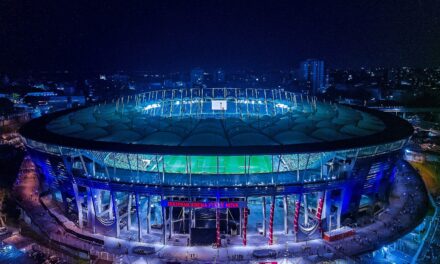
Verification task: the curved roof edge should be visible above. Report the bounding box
[19,104,414,155]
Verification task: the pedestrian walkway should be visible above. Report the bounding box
[14,158,429,263]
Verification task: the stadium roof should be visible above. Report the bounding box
[20,100,413,155]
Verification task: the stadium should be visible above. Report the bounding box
[20,88,415,250]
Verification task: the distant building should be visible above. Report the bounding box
[163,79,174,88]
[300,59,325,95]
[404,149,425,163]
[190,68,204,87]
[213,69,225,83]
[110,74,129,82]
[26,92,57,97]
[24,93,85,111]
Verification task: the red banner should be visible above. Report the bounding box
[162,200,246,208]
[316,193,325,233]
[294,200,300,233]
[268,197,275,245]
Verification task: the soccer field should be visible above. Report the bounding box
[163,155,273,174]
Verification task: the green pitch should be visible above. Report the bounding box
[163,155,272,174]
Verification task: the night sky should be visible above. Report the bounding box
[1,0,440,72]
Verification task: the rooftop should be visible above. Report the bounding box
[20,89,413,154]
[47,102,384,147]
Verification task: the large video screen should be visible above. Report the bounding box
[212,100,227,111]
